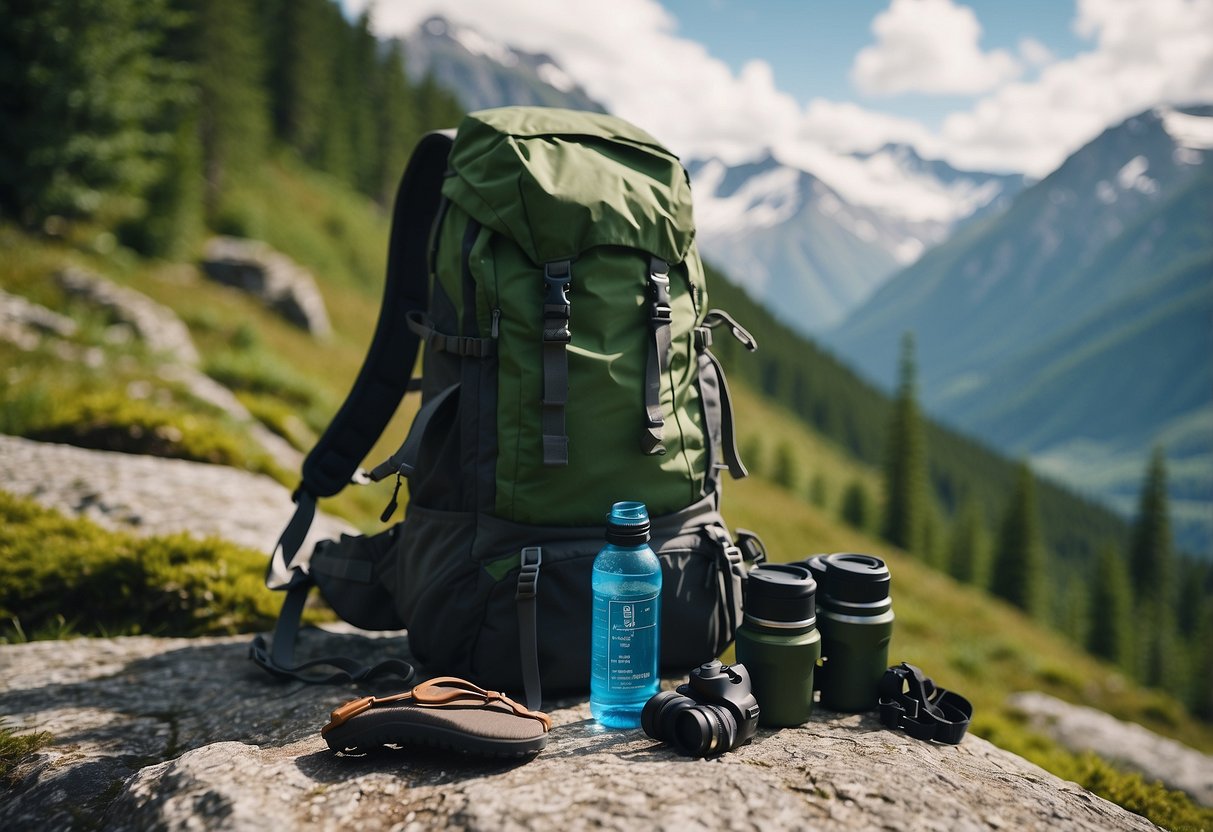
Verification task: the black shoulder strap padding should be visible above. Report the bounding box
[300,130,455,498]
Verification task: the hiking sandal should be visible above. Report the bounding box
[322,676,552,758]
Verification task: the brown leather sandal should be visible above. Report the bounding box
[322,676,552,758]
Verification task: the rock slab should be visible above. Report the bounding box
[201,237,332,338]
[0,632,1158,831]
[1010,690,1213,806]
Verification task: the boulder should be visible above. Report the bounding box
[0,288,78,350]
[201,237,332,338]
[1,631,1157,831]
[1010,690,1213,806]
[55,266,200,365]
[0,434,347,556]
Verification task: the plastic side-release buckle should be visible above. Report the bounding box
[516,546,543,600]
[542,262,572,344]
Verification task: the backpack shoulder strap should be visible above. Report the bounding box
[251,130,454,684]
[302,129,454,499]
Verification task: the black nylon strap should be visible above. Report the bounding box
[541,261,571,466]
[642,258,671,455]
[405,310,497,358]
[367,383,460,482]
[299,130,453,498]
[516,546,543,710]
[877,662,973,744]
[253,131,452,686]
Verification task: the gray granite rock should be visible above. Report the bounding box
[1009,690,1213,806]
[0,288,78,349]
[0,434,348,556]
[201,237,332,338]
[55,266,201,365]
[0,633,1158,832]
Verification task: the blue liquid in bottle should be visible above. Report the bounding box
[591,501,662,728]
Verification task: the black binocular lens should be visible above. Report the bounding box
[673,703,737,757]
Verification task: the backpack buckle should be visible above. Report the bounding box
[516,546,543,600]
[542,262,572,343]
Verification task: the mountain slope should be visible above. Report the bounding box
[400,16,607,114]
[688,149,1026,332]
[826,105,1213,554]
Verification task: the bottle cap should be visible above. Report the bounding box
[821,553,890,604]
[606,501,651,546]
[744,564,816,627]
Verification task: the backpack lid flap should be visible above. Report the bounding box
[443,107,695,265]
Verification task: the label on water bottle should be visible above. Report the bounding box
[606,592,658,691]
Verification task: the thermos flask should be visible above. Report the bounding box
[734,563,821,727]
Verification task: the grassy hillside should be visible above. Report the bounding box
[3,157,1212,829]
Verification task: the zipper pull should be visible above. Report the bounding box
[380,472,404,523]
[491,307,501,338]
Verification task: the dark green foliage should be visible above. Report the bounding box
[170,0,270,216]
[1129,447,1174,606]
[947,496,990,588]
[991,462,1047,619]
[808,473,828,508]
[840,480,871,531]
[771,440,798,491]
[0,0,189,229]
[882,333,928,555]
[1088,545,1132,670]
[0,491,306,639]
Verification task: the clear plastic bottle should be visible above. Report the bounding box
[590,501,662,728]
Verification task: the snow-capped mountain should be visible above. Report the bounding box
[401,16,607,114]
[688,150,1027,332]
[827,104,1213,554]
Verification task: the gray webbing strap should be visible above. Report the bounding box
[703,349,749,479]
[516,546,543,710]
[366,383,460,482]
[642,258,672,455]
[405,310,497,358]
[541,261,572,466]
[265,490,318,591]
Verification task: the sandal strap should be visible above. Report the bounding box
[323,677,551,734]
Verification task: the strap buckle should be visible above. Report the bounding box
[648,260,672,325]
[543,261,572,344]
[516,546,542,600]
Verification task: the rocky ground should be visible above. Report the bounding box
[1,630,1159,832]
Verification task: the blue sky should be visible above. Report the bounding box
[656,0,1083,129]
[351,0,1213,176]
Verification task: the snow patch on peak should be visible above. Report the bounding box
[448,21,518,67]
[1159,108,1213,151]
[693,164,802,236]
[1116,155,1158,194]
[536,62,575,93]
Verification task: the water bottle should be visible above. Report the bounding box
[591,501,662,728]
[734,563,821,727]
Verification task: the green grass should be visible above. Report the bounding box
[0,491,329,641]
[0,722,52,788]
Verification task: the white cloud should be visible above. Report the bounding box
[355,0,1213,182]
[850,0,1021,95]
[934,0,1213,174]
[1018,37,1055,68]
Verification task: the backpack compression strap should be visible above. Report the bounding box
[251,130,454,684]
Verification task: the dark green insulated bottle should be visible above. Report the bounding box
[804,553,894,712]
[734,563,821,727]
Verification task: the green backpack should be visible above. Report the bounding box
[252,107,763,707]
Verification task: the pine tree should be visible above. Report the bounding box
[1087,544,1132,670]
[772,441,798,491]
[0,0,185,228]
[1129,447,1174,607]
[991,461,1047,618]
[840,480,871,531]
[172,0,270,217]
[808,474,828,508]
[947,496,990,588]
[881,333,928,555]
